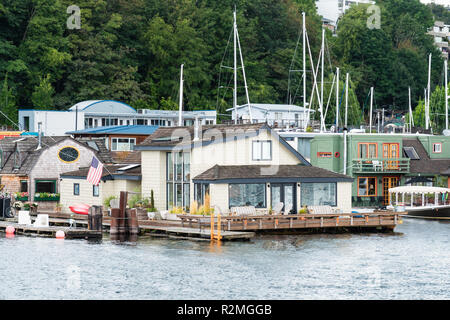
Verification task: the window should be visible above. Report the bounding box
[229,184,266,208]
[35,180,56,193]
[301,183,337,206]
[358,177,377,197]
[358,143,377,159]
[93,185,99,197]
[252,141,272,161]
[403,147,419,160]
[137,119,145,125]
[58,146,80,163]
[166,152,190,209]
[23,116,30,131]
[111,138,136,151]
[85,118,93,128]
[433,143,442,153]
[20,180,28,193]
[194,183,210,204]
[73,183,80,196]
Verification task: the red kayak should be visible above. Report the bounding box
[69,204,91,215]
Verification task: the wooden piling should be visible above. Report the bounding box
[88,205,103,233]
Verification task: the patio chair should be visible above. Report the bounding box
[33,214,49,227]
[272,202,284,215]
[283,203,293,215]
[372,160,382,172]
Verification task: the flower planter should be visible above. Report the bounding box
[15,196,28,201]
[34,197,60,202]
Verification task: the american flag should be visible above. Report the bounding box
[86,157,103,185]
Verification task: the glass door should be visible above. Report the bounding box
[382,177,399,205]
[383,143,399,170]
[271,183,296,214]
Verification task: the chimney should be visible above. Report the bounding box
[193,117,200,141]
[36,122,42,150]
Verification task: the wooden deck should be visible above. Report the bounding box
[0,220,102,239]
[139,225,254,241]
[178,212,401,233]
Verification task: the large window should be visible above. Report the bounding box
[35,180,56,193]
[229,184,266,208]
[301,183,336,206]
[358,143,377,159]
[358,177,377,197]
[194,183,210,204]
[111,138,136,151]
[166,152,190,209]
[252,140,272,161]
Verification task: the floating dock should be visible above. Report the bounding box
[0,220,102,239]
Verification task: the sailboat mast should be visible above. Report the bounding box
[345,73,349,128]
[369,87,373,133]
[445,59,448,131]
[302,12,307,131]
[178,64,184,126]
[336,67,339,131]
[233,9,237,124]
[426,53,432,130]
[320,28,325,132]
[409,86,414,132]
[236,27,252,122]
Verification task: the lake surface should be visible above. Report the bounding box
[1,218,449,300]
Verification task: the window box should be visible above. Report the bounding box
[34,193,60,201]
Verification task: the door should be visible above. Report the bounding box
[383,143,399,170]
[382,177,399,205]
[271,183,296,214]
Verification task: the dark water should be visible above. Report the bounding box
[1,218,449,300]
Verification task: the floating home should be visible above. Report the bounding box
[0,136,113,211]
[278,131,450,207]
[134,123,353,214]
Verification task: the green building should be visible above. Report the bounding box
[279,131,450,207]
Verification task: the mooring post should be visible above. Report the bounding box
[88,205,103,232]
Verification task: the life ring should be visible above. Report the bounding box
[335,151,340,158]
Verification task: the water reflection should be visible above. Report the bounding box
[1,219,449,299]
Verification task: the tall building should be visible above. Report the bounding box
[427,21,450,60]
[338,0,375,16]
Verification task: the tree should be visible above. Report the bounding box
[0,74,17,128]
[32,74,54,109]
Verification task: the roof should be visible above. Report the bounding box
[193,164,353,183]
[0,136,114,175]
[66,125,159,135]
[389,186,450,194]
[226,103,312,113]
[68,100,136,113]
[61,164,141,181]
[135,123,311,165]
[403,139,450,175]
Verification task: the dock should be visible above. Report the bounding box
[0,220,102,239]
[178,212,401,234]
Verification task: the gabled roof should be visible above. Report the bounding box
[0,136,113,175]
[135,123,311,165]
[66,125,159,135]
[193,164,353,183]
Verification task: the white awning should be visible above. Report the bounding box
[388,186,450,194]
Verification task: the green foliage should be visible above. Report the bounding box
[103,195,117,209]
[0,74,17,127]
[0,0,444,123]
[31,74,54,109]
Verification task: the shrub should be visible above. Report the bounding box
[103,195,117,208]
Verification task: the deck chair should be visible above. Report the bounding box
[283,203,293,215]
[272,202,284,215]
[18,211,32,225]
[33,214,49,227]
